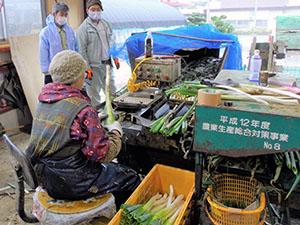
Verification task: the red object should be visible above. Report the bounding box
[114,58,120,69]
[163,75,168,80]
[284,86,300,94]
[268,35,272,42]
[85,69,93,80]
[38,83,111,162]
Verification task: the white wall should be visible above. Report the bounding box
[209,8,300,32]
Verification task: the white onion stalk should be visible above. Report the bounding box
[222,95,299,105]
[216,85,269,105]
[167,185,174,207]
[241,84,300,101]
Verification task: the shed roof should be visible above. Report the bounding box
[101,0,188,30]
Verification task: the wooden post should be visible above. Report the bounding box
[268,36,274,72]
[248,36,257,70]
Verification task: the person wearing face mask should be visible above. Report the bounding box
[77,0,117,107]
[39,2,77,84]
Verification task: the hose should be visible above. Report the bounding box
[127,57,158,92]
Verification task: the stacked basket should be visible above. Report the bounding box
[205,174,266,225]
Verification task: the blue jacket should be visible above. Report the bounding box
[39,14,78,73]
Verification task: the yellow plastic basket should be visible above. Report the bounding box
[108,164,195,225]
[205,174,266,225]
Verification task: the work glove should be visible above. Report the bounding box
[98,112,108,121]
[104,121,123,136]
[85,69,93,80]
[113,58,120,69]
[84,69,93,85]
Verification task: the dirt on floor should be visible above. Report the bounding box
[0,132,106,225]
[2,132,300,225]
[0,132,34,225]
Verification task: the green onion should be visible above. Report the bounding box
[104,65,115,125]
[168,100,198,136]
[285,152,292,170]
[290,152,298,175]
[285,175,300,199]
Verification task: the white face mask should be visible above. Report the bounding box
[57,16,67,26]
[88,11,102,21]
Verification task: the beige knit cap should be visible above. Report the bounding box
[49,50,87,84]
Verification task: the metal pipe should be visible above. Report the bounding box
[254,0,258,35]
[131,31,235,43]
[1,0,7,40]
[206,0,211,23]
[40,0,47,28]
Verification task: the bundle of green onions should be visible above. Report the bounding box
[149,100,197,136]
[166,81,300,105]
[120,185,185,225]
[271,152,300,199]
[283,151,300,199]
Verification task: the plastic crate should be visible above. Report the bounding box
[108,164,195,225]
[205,174,266,225]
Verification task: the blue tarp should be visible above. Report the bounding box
[110,24,242,70]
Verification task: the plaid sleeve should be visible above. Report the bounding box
[70,106,110,162]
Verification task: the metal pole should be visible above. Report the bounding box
[254,0,258,35]
[195,152,204,225]
[1,0,7,40]
[206,0,210,23]
[40,0,47,28]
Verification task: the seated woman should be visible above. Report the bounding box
[26,50,140,203]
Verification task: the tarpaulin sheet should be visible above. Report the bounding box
[110,24,242,70]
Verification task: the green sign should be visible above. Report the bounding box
[193,106,300,157]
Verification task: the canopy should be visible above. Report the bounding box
[110,24,242,70]
[102,0,187,30]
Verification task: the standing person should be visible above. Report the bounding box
[39,2,77,84]
[26,50,140,205]
[77,0,117,107]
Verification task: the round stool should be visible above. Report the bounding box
[32,187,116,225]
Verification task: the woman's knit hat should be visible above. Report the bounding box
[49,50,87,84]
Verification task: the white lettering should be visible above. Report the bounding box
[270,132,279,141]
[226,126,235,134]
[261,121,271,130]
[229,117,238,125]
[220,116,228,124]
[243,128,252,137]
[240,118,250,127]
[261,131,270,139]
[210,124,218,131]
[264,141,272,149]
[274,143,281,150]
[202,123,210,131]
[251,120,260,128]
[252,130,261,138]
[279,134,289,142]
[234,127,243,135]
[218,125,226,133]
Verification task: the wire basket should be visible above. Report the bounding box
[205,174,266,225]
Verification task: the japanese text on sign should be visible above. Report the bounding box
[201,115,289,151]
